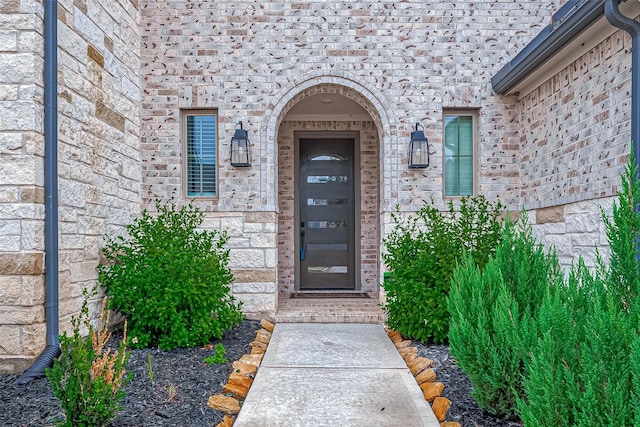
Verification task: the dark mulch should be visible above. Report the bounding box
[0,320,260,427]
[415,342,523,427]
[1,320,518,427]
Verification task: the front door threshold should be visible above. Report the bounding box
[276,293,386,324]
[290,291,370,298]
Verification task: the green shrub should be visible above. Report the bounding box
[450,159,640,425]
[448,217,564,417]
[632,336,640,427]
[98,200,244,350]
[517,286,579,427]
[601,158,640,313]
[517,263,594,427]
[46,290,130,427]
[518,160,640,427]
[203,343,228,365]
[519,274,636,427]
[382,196,503,342]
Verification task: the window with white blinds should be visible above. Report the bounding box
[444,113,475,197]
[185,113,217,197]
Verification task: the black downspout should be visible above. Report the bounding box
[14,0,61,385]
[605,0,640,176]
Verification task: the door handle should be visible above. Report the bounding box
[300,222,305,261]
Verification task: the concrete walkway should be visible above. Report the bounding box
[234,323,440,427]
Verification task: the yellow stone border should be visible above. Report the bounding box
[208,319,275,427]
[386,329,461,427]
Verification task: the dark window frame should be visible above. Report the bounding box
[182,110,218,199]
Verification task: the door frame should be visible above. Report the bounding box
[294,131,362,291]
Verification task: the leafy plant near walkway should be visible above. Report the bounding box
[203,343,228,365]
[46,289,130,427]
[98,200,244,350]
[382,196,504,342]
[449,159,640,425]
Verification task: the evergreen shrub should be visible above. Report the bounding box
[448,217,563,417]
[518,160,640,426]
[98,201,244,350]
[382,196,503,342]
[449,159,640,425]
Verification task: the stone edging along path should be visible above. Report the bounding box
[206,321,460,427]
[207,318,275,427]
[386,329,460,427]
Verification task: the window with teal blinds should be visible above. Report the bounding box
[444,115,474,196]
[186,114,217,197]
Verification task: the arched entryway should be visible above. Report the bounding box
[268,80,389,320]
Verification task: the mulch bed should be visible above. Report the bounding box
[0,320,259,427]
[415,342,523,427]
[1,320,518,427]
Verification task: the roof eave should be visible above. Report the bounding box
[491,0,606,95]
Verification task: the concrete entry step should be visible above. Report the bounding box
[275,296,386,323]
[234,323,440,427]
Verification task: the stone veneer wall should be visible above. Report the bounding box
[517,26,634,269]
[277,120,380,295]
[199,210,277,319]
[0,0,141,373]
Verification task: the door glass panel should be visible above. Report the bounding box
[307,175,348,184]
[308,220,347,229]
[307,243,348,251]
[310,155,345,161]
[307,266,348,274]
[307,198,348,206]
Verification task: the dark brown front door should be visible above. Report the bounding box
[298,138,356,290]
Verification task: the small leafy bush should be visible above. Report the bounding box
[382,196,503,342]
[448,217,564,417]
[98,200,244,350]
[203,343,228,365]
[46,290,130,427]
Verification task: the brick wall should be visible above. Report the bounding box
[517,25,634,269]
[140,0,556,208]
[0,0,141,373]
[518,29,630,210]
[139,0,555,303]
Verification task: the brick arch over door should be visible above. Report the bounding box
[259,71,398,210]
[266,79,390,295]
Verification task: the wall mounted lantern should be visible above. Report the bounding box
[230,121,251,167]
[408,122,429,168]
